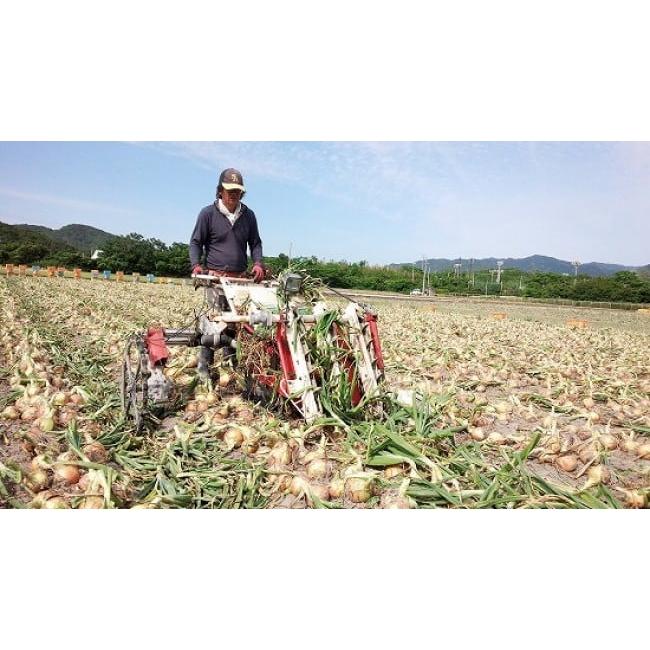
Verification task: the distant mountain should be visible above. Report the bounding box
[13,223,117,253]
[390,254,644,278]
[0,221,75,253]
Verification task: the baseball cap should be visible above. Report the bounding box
[219,168,246,192]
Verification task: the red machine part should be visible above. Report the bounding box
[363,312,385,371]
[145,327,170,365]
[275,320,296,398]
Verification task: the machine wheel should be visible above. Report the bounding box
[120,335,150,432]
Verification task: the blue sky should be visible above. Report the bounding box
[0,141,648,266]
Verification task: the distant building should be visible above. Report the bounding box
[91,249,104,260]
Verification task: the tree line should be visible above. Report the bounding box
[2,232,649,304]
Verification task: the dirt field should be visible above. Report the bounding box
[1,275,649,508]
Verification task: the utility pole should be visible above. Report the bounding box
[496,260,503,285]
[288,242,293,266]
[422,255,426,294]
[572,260,580,286]
[469,258,475,287]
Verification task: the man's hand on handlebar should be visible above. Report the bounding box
[192,264,204,276]
[252,263,265,283]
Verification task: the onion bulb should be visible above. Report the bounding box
[38,411,55,432]
[274,474,292,492]
[307,484,330,503]
[78,472,90,491]
[218,371,231,388]
[83,441,108,463]
[289,475,309,497]
[469,427,485,441]
[306,458,331,480]
[556,455,578,472]
[624,490,646,508]
[68,392,85,406]
[583,465,610,489]
[31,455,51,471]
[79,496,105,509]
[637,443,650,460]
[44,496,70,509]
[345,476,374,503]
[30,490,54,508]
[54,463,81,485]
[384,465,405,479]
[51,391,68,407]
[328,477,345,499]
[20,406,38,421]
[494,401,511,414]
[56,408,76,427]
[26,468,51,492]
[301,448,324,465]
[267,441,292,468]
[598,434,618,451]
[622,439,638,454]
[578,447,596,464]
[1,405,19,420]
[380,494,414,509]
[224,426,244,450]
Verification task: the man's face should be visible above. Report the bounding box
[221,188,242,213]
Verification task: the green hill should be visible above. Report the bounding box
[14,223,117,253]
[1,221,74,254]
[391,254,641,278]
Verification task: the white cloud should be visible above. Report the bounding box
[0,186,141,216]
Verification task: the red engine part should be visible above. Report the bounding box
[145,327,170,365]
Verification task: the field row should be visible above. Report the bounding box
[1,276,649,508]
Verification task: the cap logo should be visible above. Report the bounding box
[231,174,238,181]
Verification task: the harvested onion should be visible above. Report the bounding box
[328,477,345,499]
[345,476,374,503]
[54,463,81,485]
[267,441,292,468]
[83,441,108,463]
[583,465,610,489]
[224,426,244,450]
[26,468,51,492]
[306,459,331,480]
[556,455,578,472]
[1,406,19,420]
[637,444,650,460]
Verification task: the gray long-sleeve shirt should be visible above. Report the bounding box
[189,202,263,272]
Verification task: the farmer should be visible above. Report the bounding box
[189,167,265,379]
